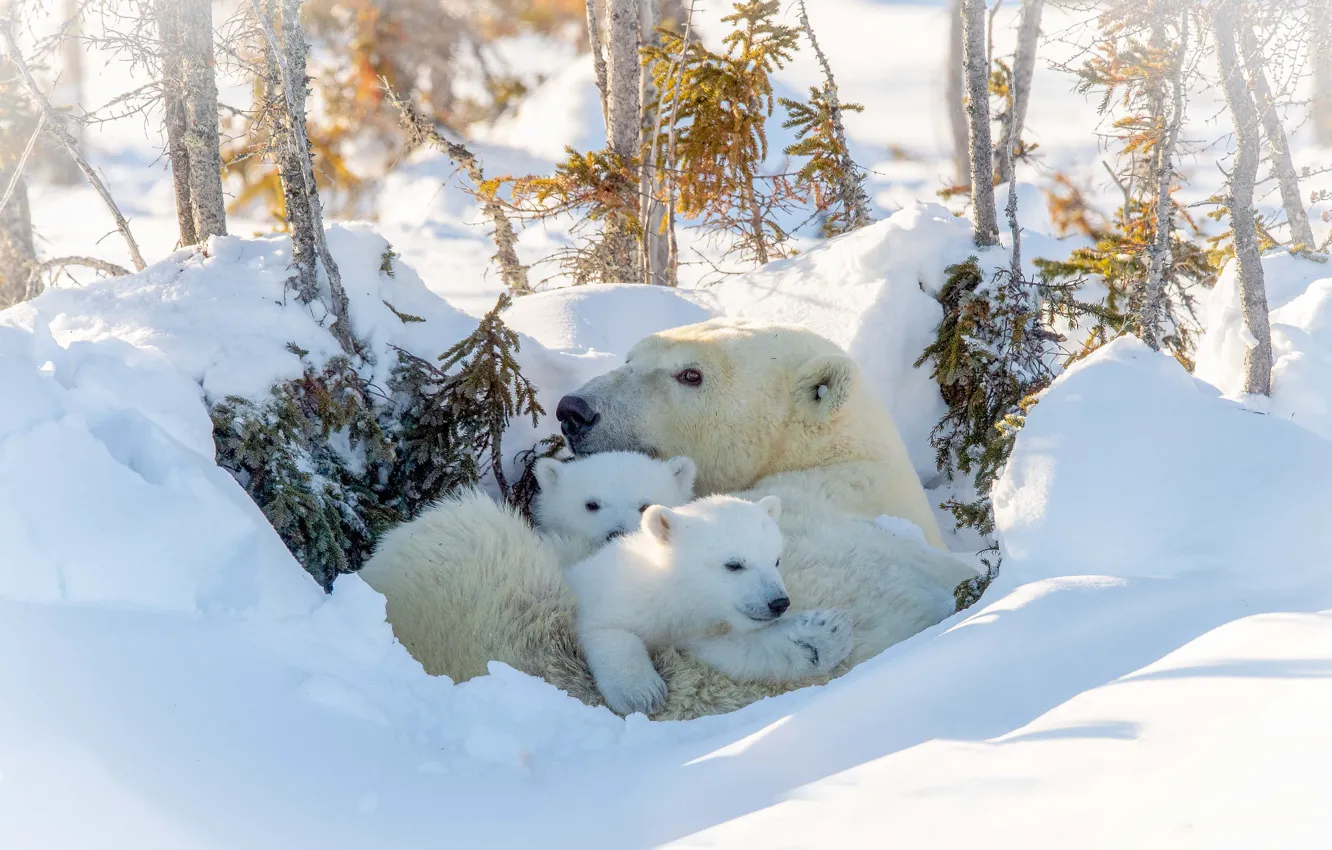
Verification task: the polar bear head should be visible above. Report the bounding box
[554,320,875,495]
[641,493,789,632]
[532,451,697,544]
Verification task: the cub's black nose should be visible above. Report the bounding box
[768,596,791,616]
[556,394,600,439]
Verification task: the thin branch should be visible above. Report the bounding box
[0,110,43,218]
[2,16,146,272]
[26,255,131,300]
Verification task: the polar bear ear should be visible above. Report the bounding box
[665,456,697,497]
[642,505,677,543]
[757,495,782,522]
[534,457,562,491]
[794,354,857,422]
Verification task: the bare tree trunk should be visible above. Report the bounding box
[1240,26,1316,250]
[179,0,228,240]
[1140,10,1187,352]
[602,0,641,282]
[638,0,669,284]
[946,0,969,185]
[996,0,1043,185]
[3,19,146,272]
[0,174,35,308]
[155,0,198,247]
[1214,0,1272,396]
[1315,0,1332,143]
[604,0,641,157]
[962,0,999,246]
[251,0,358,356]
[797,0,870,232]
[48,0,84,186]
[585,0,609,126]
[267,0,318,302]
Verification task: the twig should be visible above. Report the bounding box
[26,255,131,300]
[585,0,609,126]
[385,83,531,295]
[0,110,43,218]
[2,16,146,272]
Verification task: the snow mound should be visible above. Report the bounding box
[706,203,988,477]
[1194,251,1332,441]
[503,283,717,355]
[0,225,478,405]
[995,335,1332,585]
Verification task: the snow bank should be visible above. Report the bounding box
[706,203,989,478]
[995,335,1332,584]
[1194,251,1332,442]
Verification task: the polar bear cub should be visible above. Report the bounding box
[532,451,696,547]
[565,494,854,716]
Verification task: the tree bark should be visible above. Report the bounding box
[946,0,969,186]
[996,0,1043,185]
[1240,26,1316,250]
[179,0,228,240]
[267,0,318,302]
[601,0,641,281]
[1214,0,1272,396]
[251,0,357,357]
[962,0,999,246]
[0,174,35,308]
[604,0,641,158]
[585,0,609,126]
[1140,10,1187,352]
[638,0,669,284]
[155,0,198,247]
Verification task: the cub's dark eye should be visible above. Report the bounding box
[639,504,650,513]
[675,368,703,387]
[775,557,781,569]
[585,500,601,512]
[724,560,745,572]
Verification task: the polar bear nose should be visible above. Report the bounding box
[556,394,601,438]
[768,596,790,616]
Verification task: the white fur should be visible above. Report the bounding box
[566,495,852,715]
[361,322,981,720]
[531,451,696,549]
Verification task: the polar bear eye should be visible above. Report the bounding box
[675,368,703,387]
[585,500,601,512]
[724,560,745,572]
[639,504,650,513]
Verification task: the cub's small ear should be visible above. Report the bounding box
[757,495,782,523]
[534,457,561,490]
[794,353,857,421]
[665,456,697,497]
[642,505,677,543]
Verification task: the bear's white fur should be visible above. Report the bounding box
[567,494,853,715]
[360,320,980,720]
[531,451,696,552]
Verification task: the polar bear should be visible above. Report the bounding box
[567,494,852,715]
[531,451,696,551]
[360,320,979,720]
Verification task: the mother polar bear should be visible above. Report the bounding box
[359,319,979,719]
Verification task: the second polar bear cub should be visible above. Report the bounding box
[532,451,696,547]
[566,494,854,716]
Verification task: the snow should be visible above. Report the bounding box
[1195,251,1332,441]
[9,0,1332,844]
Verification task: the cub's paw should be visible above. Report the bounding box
[785,609,853,673]
[597,668,668,717]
